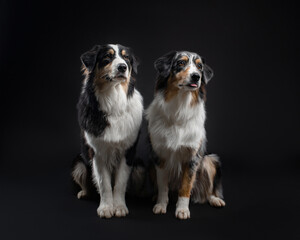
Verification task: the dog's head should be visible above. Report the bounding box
[154,51,213,101]
[81,44,138,93]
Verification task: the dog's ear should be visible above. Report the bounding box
[154,51,177,78]
[131,53,139,74]
[203,63,214,84]
[81,45,102,73]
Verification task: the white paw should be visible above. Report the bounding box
[77,190,87,199]
[175,207,190,220]
[153,203,167,214]
[97,204,114,218]
[209,196,226,207]
[114,204,129,217]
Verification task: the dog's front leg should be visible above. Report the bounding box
[176,161,197,220]
[153,165,169,214]
[113,157,131,217]
[93,155,114,218]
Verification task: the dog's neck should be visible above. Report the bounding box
[95,83,128,116]
[158,90,205,124]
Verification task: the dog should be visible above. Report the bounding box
[145,51,225,220]
[71,44,144,218]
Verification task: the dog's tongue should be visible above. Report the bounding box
[190,83,197,87]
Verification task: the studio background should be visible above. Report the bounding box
[0,1,299,239]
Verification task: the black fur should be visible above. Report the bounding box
[189,156,200,172]
[154,51,177,92]
[212,157,223,196]
[199,81,206,100]
[81,45,102,72]
[80,132,93,165]
[127,76,136,98]
[202,58,214,84]
[77,71,109,138]
[154,51,177,78]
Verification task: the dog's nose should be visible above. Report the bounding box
[117,63,127,73]
[191,73,200,82]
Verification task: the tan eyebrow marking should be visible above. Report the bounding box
[108,49,115,55]
[121,49,127,56]
[195,58,202,64]
[180,56,189,62]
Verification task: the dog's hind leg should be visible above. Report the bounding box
[191,154,226,207]
[72,155,89,199]
[206,155,226,207]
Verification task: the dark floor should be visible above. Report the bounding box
[1,156,299,240]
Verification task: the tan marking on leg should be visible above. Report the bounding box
[178,163,196,198]
[202,156,216,183]
[197,155,217,200]
[200,156,226,207]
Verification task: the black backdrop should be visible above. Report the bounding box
[0,1,299,239]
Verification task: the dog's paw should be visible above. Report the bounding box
[114,204,129,217]
[153,203,167,214]
[77,190,87,199]
[209,196,226,207]
[97,204,114,218]
[175,207,190,220]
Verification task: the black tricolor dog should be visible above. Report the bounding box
[72,44,144,218]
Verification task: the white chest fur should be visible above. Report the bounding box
[146,91,206,154]
[85,85,143,161]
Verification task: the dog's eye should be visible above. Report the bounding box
[177,60,186,66]
[123,55,129,60]
[197,63,203,70]
[104,53,113,58]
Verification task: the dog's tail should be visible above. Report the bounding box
[71,154,95,199]
[191,154,226,207]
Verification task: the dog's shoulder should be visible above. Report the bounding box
[77,77,109,138]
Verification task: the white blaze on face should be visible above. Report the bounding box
[109,44,129,79]
[188,53,200,76]
[178,52,202,89]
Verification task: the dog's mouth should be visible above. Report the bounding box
[114,74,127,80]
[179,83,199,89]
[104,74,127,82]
[187,83,198,88]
